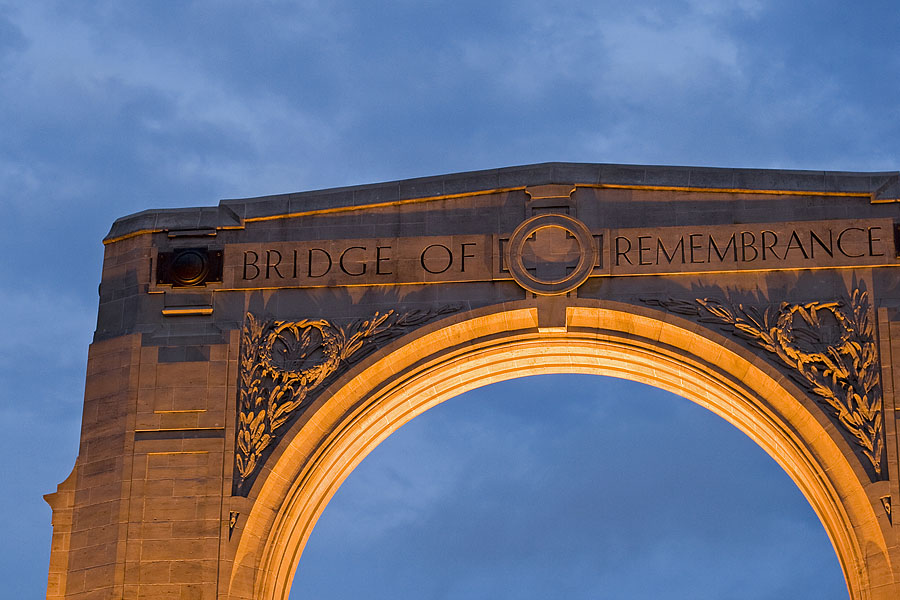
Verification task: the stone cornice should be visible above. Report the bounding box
[104,162,900,243]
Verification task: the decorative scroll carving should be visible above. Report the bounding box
[234,305,461,495]
[644,287,885,479]
[881,496,892,523]
[228,511,239,539]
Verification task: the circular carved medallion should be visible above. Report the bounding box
[170,249,210,286]
[506,213,595,295]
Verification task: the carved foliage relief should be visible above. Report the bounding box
[234,306,460,496]
[646,287,885,479]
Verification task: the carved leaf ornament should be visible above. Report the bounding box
[235,306,460,494]
[646,288,884,478]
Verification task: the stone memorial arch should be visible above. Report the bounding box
[45,163,900,599]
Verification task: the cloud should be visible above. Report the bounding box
[0,2,356,212]
[0,8,27,59]
[0,288,93,414]
[597,18,742,97]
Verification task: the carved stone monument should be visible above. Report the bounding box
[45,163,900,599]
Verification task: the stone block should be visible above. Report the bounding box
[52,162,900,599]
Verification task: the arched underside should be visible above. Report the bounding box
[228,301,891,600]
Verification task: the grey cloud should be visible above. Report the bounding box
[0,8,27,59]
[0,289,93,414]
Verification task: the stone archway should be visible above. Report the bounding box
[229,301,886,600]
[46,163,900,599]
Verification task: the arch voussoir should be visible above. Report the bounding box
[233,301,892,600]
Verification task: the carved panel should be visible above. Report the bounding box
[233,305,461,496]
[644,287,885,480]
[228,511,239,539]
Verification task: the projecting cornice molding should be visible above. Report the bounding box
[104,162,900,243]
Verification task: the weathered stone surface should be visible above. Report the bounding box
[51,162,900,599]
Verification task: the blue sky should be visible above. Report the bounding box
[300,376,845,599]
[2,1,898,597]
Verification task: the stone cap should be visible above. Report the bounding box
[104,162,900,242]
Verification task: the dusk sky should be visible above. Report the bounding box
[2,1,899,598]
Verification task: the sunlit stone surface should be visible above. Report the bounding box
[46,163,900,599]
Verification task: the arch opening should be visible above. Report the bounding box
[229,302,887,600]
[291,374,848,599]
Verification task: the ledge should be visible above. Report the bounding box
[104,162,900,243]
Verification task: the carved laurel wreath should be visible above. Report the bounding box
[235,306,460,494]
[645,287,884,478]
